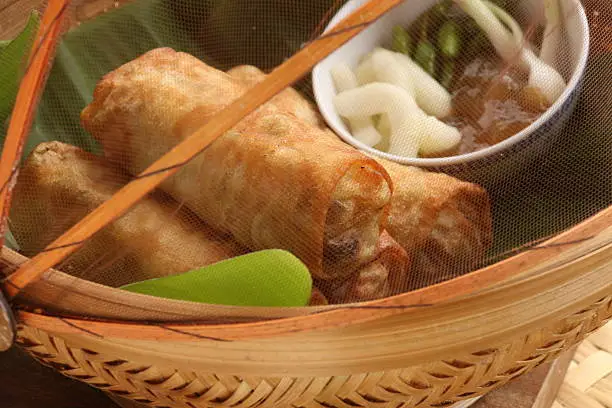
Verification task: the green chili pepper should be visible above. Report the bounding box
[439,59,455,89]
[432,0,453,17]
[392,25,413,55]
[419,13,430,40]
[414,41,437,76]
[437,20,461,59]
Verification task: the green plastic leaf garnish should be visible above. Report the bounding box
[121,250,313,307]
[0,11,40,123]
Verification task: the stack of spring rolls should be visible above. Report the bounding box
[10,48,492,305]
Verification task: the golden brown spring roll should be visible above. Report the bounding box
[308,286,329,306]
[81,48,392,281]
[9,141,249,288]
[318,231,410,304]
[226,65,327,129]
[228,66,493,286]
[376,159,492,286]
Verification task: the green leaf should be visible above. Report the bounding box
[121,250,313,307]
[0,11,40,123]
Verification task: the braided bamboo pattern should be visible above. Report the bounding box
[14,296,612,408]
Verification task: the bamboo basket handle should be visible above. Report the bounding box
[1,0,406,298]
[0,0,70,252]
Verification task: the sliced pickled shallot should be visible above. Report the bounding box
[330,63,382,146]
[355,47,453,118]
[457,0,566,104]
[333,82,461,157]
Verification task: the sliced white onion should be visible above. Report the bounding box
[540,0,562,67]
[355,54,378,85]
[334,82,460,158]
[369,48,416,96]
[458,0,566,104]
[418,116,462,155]
[391,50,454,118]
[330,63,382,146]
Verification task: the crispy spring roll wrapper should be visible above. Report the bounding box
[308,286,329,306]
[226,65,326,129]
[375,159,492,286]
[318,231,410,304]
[228,66,493,285]
[81,48,393,281]
[9,141,249,288]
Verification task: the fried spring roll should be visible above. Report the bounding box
[376,159,492,286]
[308,286,329,306]
[9,141,249,288]
[228,65,493,285]
[228,70,415,296]
[81,48,393,281]
[226,65,326,129]
[318,231,410,304]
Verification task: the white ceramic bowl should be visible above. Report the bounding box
[312,0,590,186]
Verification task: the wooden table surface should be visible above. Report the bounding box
[0,345,557,408]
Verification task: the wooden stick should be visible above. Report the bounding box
[0,0,70,250]
[2,0,405,298]
[532,347,577,408]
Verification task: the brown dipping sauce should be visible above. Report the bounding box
[424,57,550,158]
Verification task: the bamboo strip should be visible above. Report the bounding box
[13,288,612,406]
[532,348,576,408]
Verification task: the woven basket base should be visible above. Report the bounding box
[107,394,482,408]
[101,324,612,408]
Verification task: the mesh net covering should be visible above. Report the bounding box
[0,0,610,322]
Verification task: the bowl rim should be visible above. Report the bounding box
[311,0,591,168]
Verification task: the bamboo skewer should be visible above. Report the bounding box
[1,0,406,298]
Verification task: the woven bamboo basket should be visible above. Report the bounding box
[0,1,611,408]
